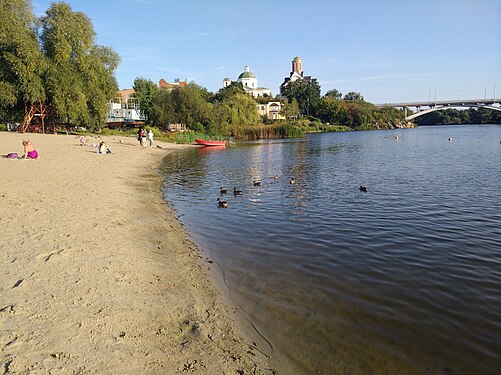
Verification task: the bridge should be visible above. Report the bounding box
[375,98,501,120]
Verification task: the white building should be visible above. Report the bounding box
[257,102,285,120]
[223,65,272,98]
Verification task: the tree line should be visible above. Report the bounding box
[414,107,501,126]
[1,0,410,138]
[0,0,119,129]
[132,76,410,139]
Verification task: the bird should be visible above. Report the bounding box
[273,175,279,180]
[253,180,262,186]
[217,198,228,208]
[290,178,295,185]
[359,185,368,192]
[448,137,453,141]
[394,136,399,140]
[220,187,228,194]
[233,187,243,195]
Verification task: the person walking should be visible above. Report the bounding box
[137,128,146,147]
[148,129,154,147]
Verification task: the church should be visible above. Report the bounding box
[223,65,272,98]
[279,56,317,97]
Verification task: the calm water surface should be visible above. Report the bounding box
[159,125,501,374]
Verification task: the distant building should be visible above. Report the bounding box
[105,91,146,127]
[223,65,272,98]
[279,56,317,97]
[119,88,135,102]
[159,78,188,90]
[257,102,285,120]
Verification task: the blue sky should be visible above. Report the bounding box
[33,0,500,103]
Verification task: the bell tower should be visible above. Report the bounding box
[292,56,303,74]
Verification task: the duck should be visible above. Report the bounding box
[448,137,453,141]
[290,178,295,185]
[253,180,262,187]
[217,198,228,208]
[220,187,228,194]
[233,187,243,195]
[273,175,279,180]
[359,185,368,192]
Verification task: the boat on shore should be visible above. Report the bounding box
[195,139,226,147]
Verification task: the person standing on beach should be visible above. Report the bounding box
[148,129,154,147]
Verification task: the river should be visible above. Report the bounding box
[159,124,501,374]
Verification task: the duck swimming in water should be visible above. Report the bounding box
[253,180,262,186]
[217,198,228,208]
[274,175,279,180]
[220,187,228,194]
[290,178,295,184]
[233,187,243,195]
[359,185,368,192]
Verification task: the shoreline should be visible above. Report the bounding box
[0,132,268,374]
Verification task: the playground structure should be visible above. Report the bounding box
[21,102,55,133]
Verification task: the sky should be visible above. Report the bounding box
[33,0,501,103]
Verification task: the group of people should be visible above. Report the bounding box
[9,127,154,160]
[137,128,154,147]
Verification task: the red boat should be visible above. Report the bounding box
[195,139,226,147]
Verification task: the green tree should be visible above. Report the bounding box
[209,92,261,135]
[133,77,158,123]
[282,79,321,116]
[0,0,46,120]
[213,81,245,102]
[324,89,342,100]
[40,2,119,128]
[316,96,341,124]
[343,91,364,101]
[152,83,212,130]
[281,98,300,120]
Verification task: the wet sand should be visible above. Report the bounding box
[0,132,269,374]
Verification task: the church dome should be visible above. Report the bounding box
[238,71,256,79]
[238,65,256,79]
[293,56,302,62]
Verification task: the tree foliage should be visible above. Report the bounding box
[0,0,119,129]
[414,107,501,125]
[343,91,364,101]
[40,2,119,128]
[151,82,213,131]
[282,79,321,115]
[133,77,158,123]
[0,0,46,120]
[325,89,342,100]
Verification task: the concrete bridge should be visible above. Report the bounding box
[375,99,501,120]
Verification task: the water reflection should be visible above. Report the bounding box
[160,125,501,375]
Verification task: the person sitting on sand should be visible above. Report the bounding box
[22,140,38,159]
[98,140,112,154]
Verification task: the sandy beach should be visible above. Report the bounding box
[0,132,268,374]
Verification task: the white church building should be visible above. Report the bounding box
[223,65,272,98]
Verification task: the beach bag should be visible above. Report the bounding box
[7,153,18,159]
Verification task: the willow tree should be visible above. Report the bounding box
[40,2,119,129]
[0,0,45,121]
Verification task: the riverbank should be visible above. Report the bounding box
[0,132,268,374]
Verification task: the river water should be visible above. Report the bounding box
[159,124,501,374]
